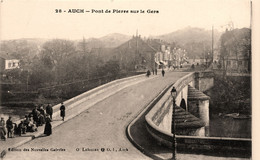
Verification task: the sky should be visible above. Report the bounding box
[0,0,251,40]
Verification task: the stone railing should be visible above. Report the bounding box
[145,72,196,147]
[14,74,146,125]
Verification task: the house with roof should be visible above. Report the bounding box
[223,50,251,74]
[109,35,157,71]
[146,39,173,69]
[0,54,20,72]
[219,28,251,75]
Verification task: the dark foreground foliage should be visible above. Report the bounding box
[205,75,251,115]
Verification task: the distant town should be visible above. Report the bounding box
[0,26,251,105]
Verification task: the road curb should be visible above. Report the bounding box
[126,84,173,160]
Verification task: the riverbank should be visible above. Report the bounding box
[206,75,251,138]
[206,75,251,114]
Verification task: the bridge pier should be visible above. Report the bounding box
[188,85,210,136]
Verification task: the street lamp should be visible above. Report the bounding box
[171,87,177,160]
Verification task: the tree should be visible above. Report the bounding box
[39,39,76,83]
[219,28,251,77]
[183,41,211,60]
[104,60,120,76]
[0,40,39,61]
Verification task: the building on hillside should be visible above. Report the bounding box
[110,35,157,71]
[189,56,205,65]
[171,48,189,68]
[147,39,173,69]
[0,54,20,72]
[146,39,190,69]
[218,28,251,75]
[223,50,251,74]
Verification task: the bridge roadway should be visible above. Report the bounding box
[4,72,188,160]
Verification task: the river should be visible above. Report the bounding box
[0,105,33,122]
[209,113,251,138]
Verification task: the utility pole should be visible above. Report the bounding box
[135,29,139,69]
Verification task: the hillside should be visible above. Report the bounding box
[99,33,131,48]
[155,27,221,46]
[75,33,131,50]
[151,27,223,59]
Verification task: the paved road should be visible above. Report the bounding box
[4,72,188,160]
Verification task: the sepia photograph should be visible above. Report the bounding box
[0,0,256,159]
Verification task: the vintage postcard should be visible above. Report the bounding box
[0,0,256,159]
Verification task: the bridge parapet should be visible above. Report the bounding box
[145,72,205,139]
[14,74,146,125]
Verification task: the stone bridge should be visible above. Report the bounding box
[145,71,251,157]
[2,71,251,160]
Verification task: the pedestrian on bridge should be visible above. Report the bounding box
[44,115,52,136]
[6,116,14,138]
[46,103,53,120]
[162,69,165,77]
[0,117,6,141]
[146,70,151,77]
[32,106,40,124]
[17,121,26,136]
[60,102,66,121]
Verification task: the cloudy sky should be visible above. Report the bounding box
[0,0,251,40]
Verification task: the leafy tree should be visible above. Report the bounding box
[104,60,120,76]
[0,40,39,62]
[183,41,211,59]
[28,57,55,86]
[39,39,76,83]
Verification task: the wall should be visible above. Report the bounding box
[176,135,251,157]
[146,122,251,158]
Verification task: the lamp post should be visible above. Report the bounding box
[171,87,177,160]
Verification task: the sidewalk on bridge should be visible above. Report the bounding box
[126,99,250,160]
[0,96,96,153]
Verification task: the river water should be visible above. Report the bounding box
[0,106,33,122]
[209,113,251,138]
